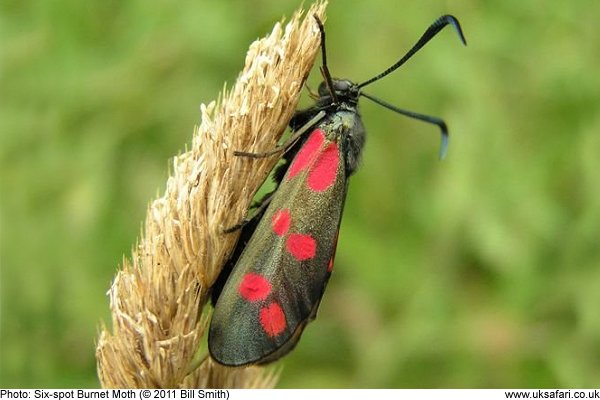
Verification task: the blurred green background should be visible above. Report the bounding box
[2,0,600,388]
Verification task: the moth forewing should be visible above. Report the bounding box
[209,115,357,366]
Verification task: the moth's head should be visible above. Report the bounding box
[318,79,359,104]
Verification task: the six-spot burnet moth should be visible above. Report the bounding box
[209,14,467,366]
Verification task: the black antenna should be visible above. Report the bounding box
[313,15,338,103]
[361,92,449,159]
[358,15,466,89]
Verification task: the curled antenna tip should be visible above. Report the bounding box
[437,120,449,160]
[439,132,449,160]
[441,14,467,46]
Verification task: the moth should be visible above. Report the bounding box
[209,14,466,366]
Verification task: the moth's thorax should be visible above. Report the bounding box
[320,107,365,175]
[320,108,359,138]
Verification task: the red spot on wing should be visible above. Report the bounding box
[327,258,334,272]
[271,209,291,236]
[308,143,340,192]
[260,302,287,337]
[238,273,271,302]
[286,233,317,261]
[287,129,325,180]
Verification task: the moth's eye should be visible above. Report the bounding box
[317,81,329,97]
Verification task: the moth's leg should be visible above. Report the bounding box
[233,111,326,159]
